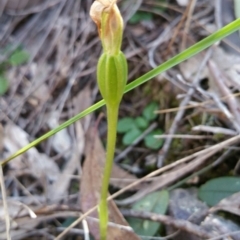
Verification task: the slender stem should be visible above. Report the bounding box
[99,103,119,240]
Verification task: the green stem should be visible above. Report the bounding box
[99,103,119,240]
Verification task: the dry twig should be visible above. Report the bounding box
[120,209,215,238]
[157,48,213,167]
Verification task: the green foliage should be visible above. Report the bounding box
[0,76,9,95]
[144,129,163,150]
[198,177,240,206]
[117,117,135,133]
[127,190,169,236]
[61,217,77,227]
[135,116,148,129]
[129,12,153,24]
[143,102,158,121]
[123,127,142,145]
[9,49,29,66]
[129,0,168,24]
[0,48,29,96]
[117,102,163,149]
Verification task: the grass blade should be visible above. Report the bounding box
[125,18,240,93]
[2,100,105,165]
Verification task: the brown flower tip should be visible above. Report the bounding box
[90,0,123,55]
[90,0,117,35]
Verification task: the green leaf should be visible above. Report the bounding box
[135,116,148,129]
[0,63,8,75]
[117,117,135,133]
[144,129,163,150]
[143,102,158,121]
[0,75,9,95]
[198,177,240,206]
[61,217,77,227]
[123,127,142,145]
[127,190,169,236]
[129,12,153,24]
[9,49,29,66]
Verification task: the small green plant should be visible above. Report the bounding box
[129,0,167,24]
[198,177,240,206]
[127,190,169,237]
[0,47,29,95]
[129,11,153,24]
[117,102,164,149]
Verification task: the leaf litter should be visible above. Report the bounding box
[0,0,240,239]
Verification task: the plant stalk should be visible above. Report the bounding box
[99,103,119,240]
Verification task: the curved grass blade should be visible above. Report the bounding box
[124,18,240,93]
[2,18,240,165]
[1,100,105,165]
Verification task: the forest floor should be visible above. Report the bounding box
[1,0,240,239]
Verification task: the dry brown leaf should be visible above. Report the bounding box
[80,127,140,240]
[179,52,208,81]
[28,62,51,103]
[0,200,37,239]
[47,112,72,160]
[111,163,141,190]
[46,86,91,202]
[73,85,93,131]
[3,124,60,193]
[47,150,80,202]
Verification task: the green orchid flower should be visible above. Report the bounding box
[90,1,128,239]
